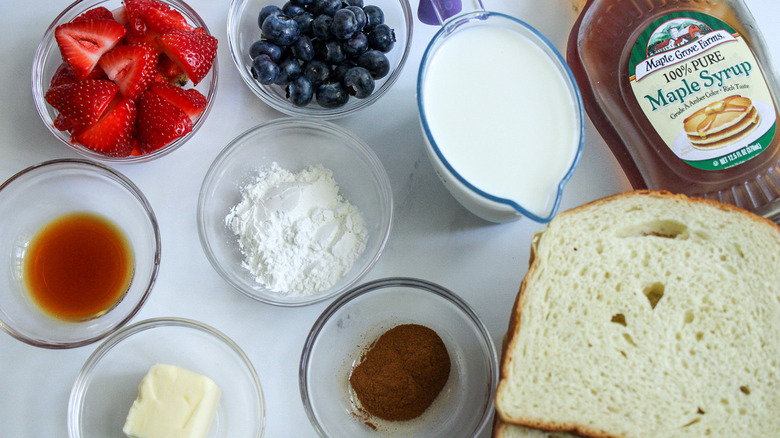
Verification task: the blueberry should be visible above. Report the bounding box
[342,66,374,98]
[282,1,305,17]
[261,14,301,46]
[286,76,314,106]
[258,5,284,28]
[332,61,356,82]
[316,40,346,64]
[303,60,331,86]
[262,14,302,46]
[316,82,349,108]
[362,5,384,31]
[342,31,368,57]
[249,40,283,63]
[292,11,315,34]
[311,14,333,39]
[345,5,366,30]
[357,49,389,79]
[313,0,341,16]
[290,0,314,6]
[291,34,315,62]
[367,23,395,52]
[251,54,280,85]
[275,57,302,85]
[330,8,358,40]
[343,0,363,6]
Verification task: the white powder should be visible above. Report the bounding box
[225,162,369,296]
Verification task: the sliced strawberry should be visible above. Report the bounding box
[141,4,192,34]
[182,89,208,117]
[72,97,136,156]
[45,79,119,128]
[55,19,126,80]
[73,6,115,23]
[50,63,79,87]
[112,6,128,25]
[124,0,156,33]
[98,44,157,100]
[129,139,143,156]
[50,63,106,87]
[154,54,187,85]
[146,82,206,121]
[53,113,74,132]
[136,90,192,152]
[158,29,217,85]
[124,26,159,47]
[123,0,159,46]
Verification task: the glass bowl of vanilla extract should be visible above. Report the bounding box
[0,159,160,348]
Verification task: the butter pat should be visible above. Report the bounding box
[123,364,221,438]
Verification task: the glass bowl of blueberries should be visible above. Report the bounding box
[227,0,413,118]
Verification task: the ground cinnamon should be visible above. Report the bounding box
[349,323,451,422]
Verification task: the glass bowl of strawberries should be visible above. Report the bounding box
[32,0,219,163]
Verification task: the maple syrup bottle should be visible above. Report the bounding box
[567,0,780,222]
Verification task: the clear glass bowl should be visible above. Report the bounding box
[197,118,393,306]
[227,0,413,119]
[31,0,218,163]
[68,317,265,438]
[0,159,160,348]
[300,277,498,437]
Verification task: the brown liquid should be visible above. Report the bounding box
[24,212,134,322]
[567,0,780,216]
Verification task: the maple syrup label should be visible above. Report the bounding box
[629,12,777,171]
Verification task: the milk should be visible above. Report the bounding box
[421,24,579,218]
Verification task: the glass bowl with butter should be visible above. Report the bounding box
[68,317,265,438]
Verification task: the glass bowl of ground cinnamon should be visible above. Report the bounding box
[299,277,498,437]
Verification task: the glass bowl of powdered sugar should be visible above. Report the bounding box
[197,118,393,306]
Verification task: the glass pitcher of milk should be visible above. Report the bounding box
[416,1,584,223]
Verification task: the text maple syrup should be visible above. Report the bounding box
[24,212,134,322]
[567,0,780,221]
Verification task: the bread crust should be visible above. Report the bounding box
[495,190,780,438]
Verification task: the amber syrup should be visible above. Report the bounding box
[24,212,134,322]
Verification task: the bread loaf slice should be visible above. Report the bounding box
[494,418,578,438]
[495,191,780,438]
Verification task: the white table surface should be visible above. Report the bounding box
[1,0,777,436]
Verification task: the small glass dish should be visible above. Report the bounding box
[31,0,218,163]
[68,317,265,438]
[227,0,413,119]
[0,159,160,348]
[197,118,393,306]
[300,277,498,437]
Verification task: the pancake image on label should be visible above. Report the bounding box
[683,95,760,149]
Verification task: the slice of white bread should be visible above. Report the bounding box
[495,190,780,437]
[494,418,578,438]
